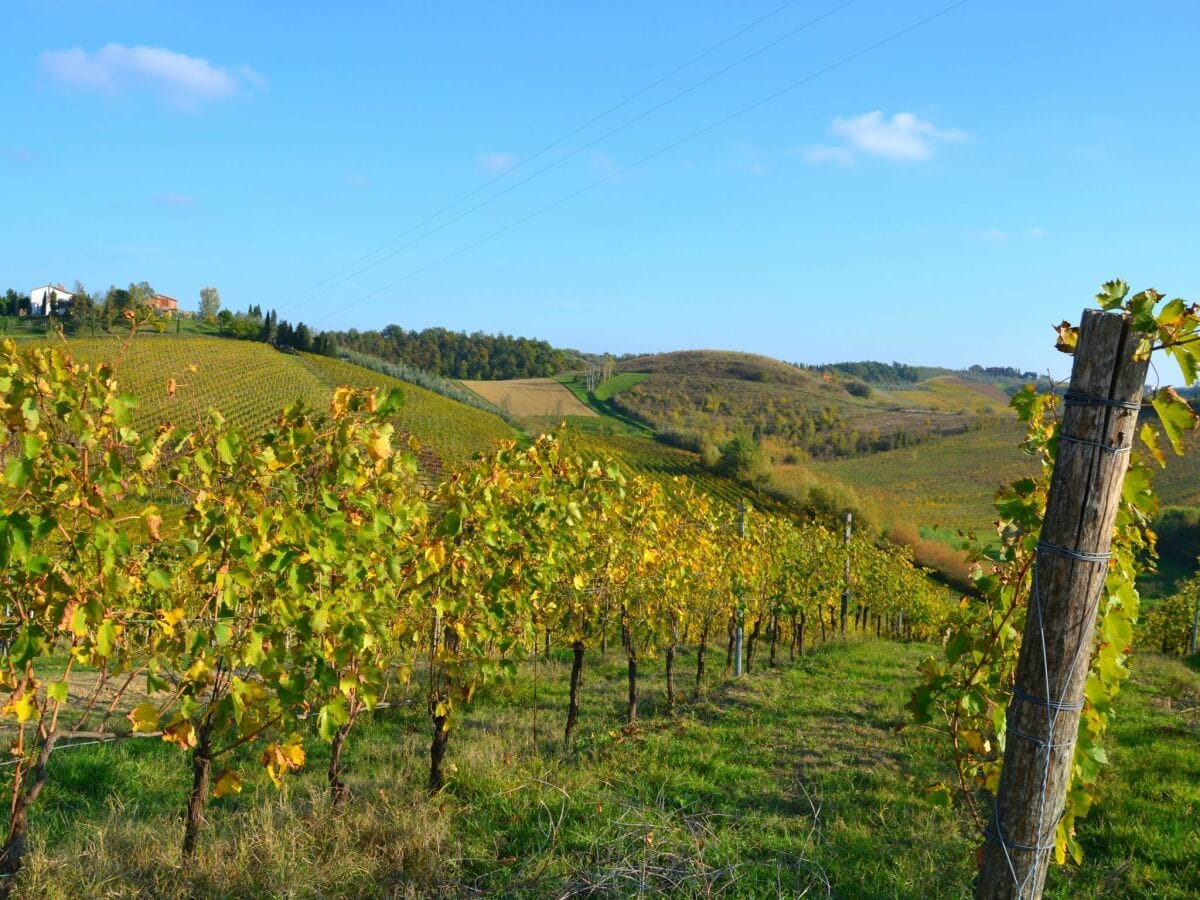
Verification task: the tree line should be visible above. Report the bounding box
[332,325,589,380]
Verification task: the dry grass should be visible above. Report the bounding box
[462,379,596,418]
[884,522,975,590]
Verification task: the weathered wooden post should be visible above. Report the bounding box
[840,512,851,636]
[977,310,1148,899]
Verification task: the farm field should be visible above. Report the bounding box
[462,377,596,418]
[15,640,1198,898]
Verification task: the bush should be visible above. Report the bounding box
[846,380,872,398]
[715,433,765,483]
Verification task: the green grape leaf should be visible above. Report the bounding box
[1151,387,1198,456]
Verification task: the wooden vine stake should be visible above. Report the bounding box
[977,309,1148,899]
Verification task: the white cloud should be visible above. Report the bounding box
[803,110,967,164]
[798,144,854,166]
[156,192,194,205]
[832,111,966,161]
[39,44,266,107]
[477,151,517,173]
[982,228,1009,241]
[1028,226,1047,238]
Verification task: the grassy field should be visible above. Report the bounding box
[462,377,596,418]
[14,640,1197,897]
[592,372,649,402]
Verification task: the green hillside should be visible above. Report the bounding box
[59,334,513,473]
[614,351,1015,463]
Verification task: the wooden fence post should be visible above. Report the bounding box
[977,310,1148,899]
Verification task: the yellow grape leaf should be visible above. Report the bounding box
[161,607,186,628]
[127,702,160,733]
[280,733,305,767]
[330,385,353,416]
[260,733,306,787]
[424,542,446,569]
[213,768,243,799]
[367,424,395,461]
[1139,421,1166,468]
[163,718,197,749]
[961,730,991,755]
[1053,320,1078,354]
[3,693,36,724]
[1151,386,1199,456]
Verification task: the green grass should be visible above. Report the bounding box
[1045,652,1200,898]
[592,372,649,401]
[16,639,1196,897]
[555,373,656,435]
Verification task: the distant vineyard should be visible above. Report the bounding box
[569,431,795,517]
[56,334,511,474]
[66,334,330,431]
[297,353,513,471]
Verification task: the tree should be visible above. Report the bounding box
[128,281,155,308]
[2,290,21,317]
[199,286,221,320]
[716,433,765,483]
[106,287,133,315]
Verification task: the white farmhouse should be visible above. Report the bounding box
[29,283,74,316]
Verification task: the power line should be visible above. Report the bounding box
[278,0,857,319]
[311,0,972,327]
[284,0,809,312]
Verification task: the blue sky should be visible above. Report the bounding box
[3,1,1199,375]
